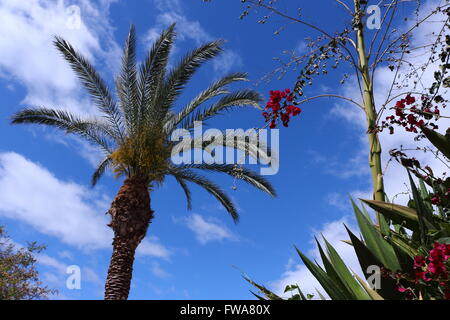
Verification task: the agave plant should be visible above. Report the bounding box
[12,24,276,300]
[246,124,450,300]
[247,166,450,300]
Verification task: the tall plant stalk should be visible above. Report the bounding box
[354,0,386,223]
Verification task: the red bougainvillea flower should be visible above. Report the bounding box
[263,89,301,129]
[431,196,441,205]
[414,256,426,269]
[381,94,441,135]
[397,286,409,293]
[405,94,416,105]
[415,271,432,283]
[395,242,450,299]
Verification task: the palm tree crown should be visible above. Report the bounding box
[12,24,276,222]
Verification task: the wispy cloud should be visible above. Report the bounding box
[0,0,120,115]
[0,151,171,259]
[0,0,123,174]
[150,262,172,279]
[306,148,369,180]
[179,214,237,244]
[325,189,372,212]
[136,237,171,260]
[0,152,112,249]
[145,0,242,75]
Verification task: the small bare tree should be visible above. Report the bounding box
[204,0,450,226]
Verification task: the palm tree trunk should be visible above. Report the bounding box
[104,176,153,300]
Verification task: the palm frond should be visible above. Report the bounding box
[11,108,114,154]
[53,37,125,142]
[138,23,176,125]
[168,167,239,222]
[172,175,192,210]
[91,156,112,186]
[116,25,139,133]
[164,72,249,133]
[180,89,263,130]
[180,164,276,197]
[156,40,224,122]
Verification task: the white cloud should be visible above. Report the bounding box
[326,189,372,212]
[145,11,211,46]
[82,266,103,285]
[213,50,243,76]
[44,133,105,168]
[37,253,69,275]
[38,252,103,292]
[0,153,171,294]
[150,262,171,279]
[58,250,75,260]
[0,152,112,249]
[0,151,171,257]
[0,0,120,115]
[145,0,241,75]
[0,0,122,168]
[180,214,237,244]
[136,237,171,260]
[307,147,369,180]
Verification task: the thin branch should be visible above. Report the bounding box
[335,0,354,16]
[296,94,364,110]
[244,0,363,96]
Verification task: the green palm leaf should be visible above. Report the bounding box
[53,36,124,142]
[164,72,249,133]
[172,175,193,210]
[181,164,276,197]
[168,167,239,222]
[116,25,139,132]
[139,23,176,125]
[92,157,112,186]
[11,108,114,154]
[157,40,224,121]
[181,89,263,130]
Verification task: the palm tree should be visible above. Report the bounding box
[11,24,276,300]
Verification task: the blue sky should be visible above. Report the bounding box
[0,0,446,300]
